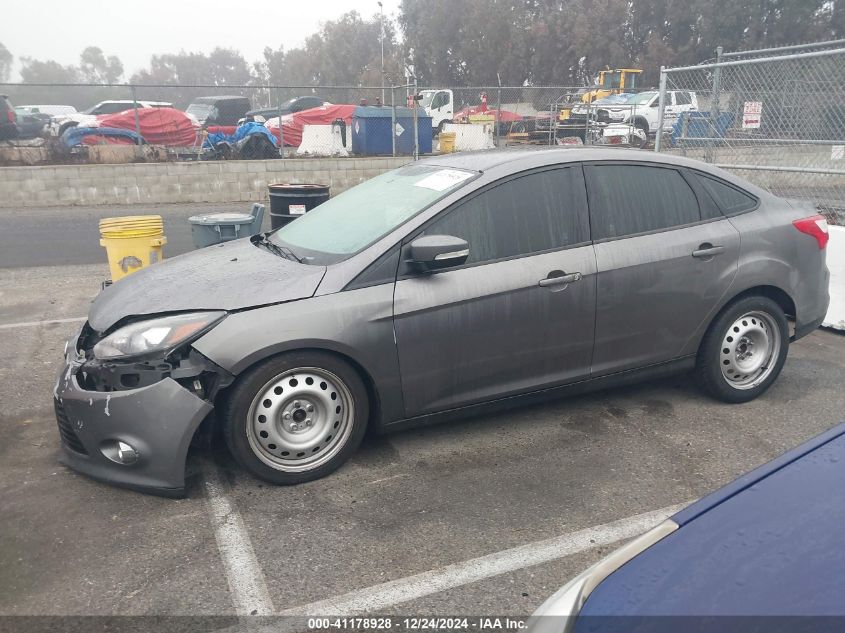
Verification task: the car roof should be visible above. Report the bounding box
[417,148,772,199]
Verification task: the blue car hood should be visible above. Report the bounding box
[88,238,326,332]
[578,423,845,620]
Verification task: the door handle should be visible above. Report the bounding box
[539,271,582,287]
[692,244,725,259]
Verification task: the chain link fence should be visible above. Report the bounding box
[655,46,845,224]
[2,81,661,165]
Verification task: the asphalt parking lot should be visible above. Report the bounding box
[2,204,844,622]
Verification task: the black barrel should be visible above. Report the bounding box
[268,183,330,229]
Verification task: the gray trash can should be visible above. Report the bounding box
[189,203,265,249]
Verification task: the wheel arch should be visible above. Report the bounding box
[212,341,384,430]
[682,283,797,358]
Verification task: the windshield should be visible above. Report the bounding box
[271,165,477,264]
[630,92,657,105]
[186,103,213,119]
[419,91,435,108]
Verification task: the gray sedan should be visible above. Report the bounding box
[54,148,830,496]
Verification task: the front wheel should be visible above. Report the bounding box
[695,296,789,403]
[223,351,369,484]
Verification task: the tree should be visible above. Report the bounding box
[79,46,124,84]
[0,42,12,82]
[131,48,253,107]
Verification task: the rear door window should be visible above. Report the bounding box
[584,164,701,239]
[421,167,589,265]
[694,173,758,216]
[675,91,691,106]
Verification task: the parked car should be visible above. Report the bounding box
[0,95,18,141]
[51,100,172,136]
[14,107,52,139]
[531,420,845,632]
[54,148,830,496]
[83,100,172,116]
[19,104,77,117]
[186,96,251,128]
[244,96,326,122]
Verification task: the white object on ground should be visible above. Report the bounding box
[443,122,495,151]
[823,225,845,330]
[297,124,349,157]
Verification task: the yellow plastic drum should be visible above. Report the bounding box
[438,132,456,153]
[99,215,167,282]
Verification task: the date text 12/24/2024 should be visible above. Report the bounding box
[307,617,528,631]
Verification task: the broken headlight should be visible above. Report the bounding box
[93,311,226,360]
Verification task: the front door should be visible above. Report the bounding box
[584,162,740,376]
[393,166,596,417]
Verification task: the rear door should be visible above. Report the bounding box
[584,162,740,376]
[393,166,596,417]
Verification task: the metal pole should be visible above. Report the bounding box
[277,88,285,158]
[495,74,502,148]
[390,85,396,157]
[413,76,419,160]
[706,46,723,163]
[131,85,142,147]
[379,2,385,104]
[654,67,667,152]
[584,103,590,145]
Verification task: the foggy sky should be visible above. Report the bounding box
[1,0,400,79]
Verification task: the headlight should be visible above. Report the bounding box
[528,520,678,633]
[93,311,225,360]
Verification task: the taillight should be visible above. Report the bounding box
[793,214,829,250]
[6,110,13,123]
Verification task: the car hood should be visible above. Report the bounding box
[88,238,326,332]
[577,422,845,618]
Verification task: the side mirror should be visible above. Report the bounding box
[408,235,469,271]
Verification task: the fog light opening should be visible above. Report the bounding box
[100,439,140,465]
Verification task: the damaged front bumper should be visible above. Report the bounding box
[53,329,215,497]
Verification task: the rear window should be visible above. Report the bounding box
[694,173,758,215]
[585,164,701,239]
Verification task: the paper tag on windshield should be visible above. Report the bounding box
[414,169,473,192]
[288,204,306,215]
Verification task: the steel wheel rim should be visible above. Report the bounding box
[719,311,781,390]
[246,367,354,472]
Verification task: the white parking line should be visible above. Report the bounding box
[279,502,687,616]
[0,317,87,330]
[202,461,276,616]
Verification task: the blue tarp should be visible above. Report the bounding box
[203,122,279,149]
[61,126,145,147]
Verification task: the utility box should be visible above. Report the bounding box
[351,106,432,156]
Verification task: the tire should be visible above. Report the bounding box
[695,296,789,403]
[633,118,649,135]
[222,351,369,485]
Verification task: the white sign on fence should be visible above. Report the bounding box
[832,145,844,161]
[742,101,763,129]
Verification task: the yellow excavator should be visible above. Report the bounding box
[579,68,643,103]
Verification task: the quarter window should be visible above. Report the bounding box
[585,164,701,239]
[675,91,692,106]
[421,168,588,265]
[694,173,758,216]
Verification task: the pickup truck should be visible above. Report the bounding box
[570,90,698,135]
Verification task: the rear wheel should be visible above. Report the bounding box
[695,296,789,403]
[223,351,369,484]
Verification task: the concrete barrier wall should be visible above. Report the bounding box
[0,156,411,208]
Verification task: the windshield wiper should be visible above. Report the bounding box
[255,234,302,263]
